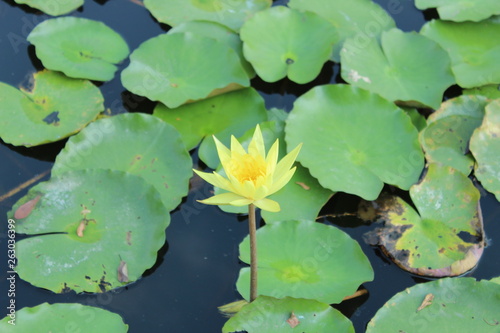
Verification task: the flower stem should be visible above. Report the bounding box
[248,203,258,302]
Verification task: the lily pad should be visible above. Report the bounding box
[421,19,500,89]
[169,21,254,77]
[288,0,395,62]
[14,0,83,16]
[143,0,271,32]
[464,84,500,99]
[405,108,427,132]
[285,84,424,201]
[419,95,489,174]
[470,99,500,201]
[122,32,249,108]
[341,28,454,109]
[366,278,500,333]
[52,113,192,212]
[239,6,337,84]
[28,17,129,81]
[153,88,267,168]
[415,0,500,22]
[236,220,374,304]
[8,169,169,293]
[0,303,128,331]
[222,296,354,333]
[366,163,483,277]
[0,70,103,147]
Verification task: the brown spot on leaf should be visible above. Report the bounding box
[117,260,129,283]
[286,312,299,328]
[417,293,434,312]
[14,195,41,219]
[295,181,310,190]
[126,231,132,245]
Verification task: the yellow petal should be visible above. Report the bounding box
[193,169,232,192]
[198,192,247,205]
[248,124,265,157]
[254,198,280,212]
[269,167,297,195]
[265,139,279,175]
[230,135,247,155]
[254,184,269,201]
[213,136,231,165]
[242,180,256,198]
[230,198,254,206]
[274,143,302,179]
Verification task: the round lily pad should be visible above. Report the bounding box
[341,28,455,109]
[285,84,424,201]
[366,278,500,333]
[0,70,103,147]
[288,0,395,62]
[52,113,192,212]
[240,6,337,84]
[28,17,129,81]
[470,99,500,201]
[122,32,249,108]
[143,0,271,32]
[366,163,483,277]
[236,220,374,304]
[420,95,489,174]
[222,296,354,333]
[153,88,267,168]
[415,0,500,22]
[169,21,254,77]
[8,169,170,293]
[464,84,500,99]
[0,303,128,332]
[421,19,500,89]
[14,0,83,16]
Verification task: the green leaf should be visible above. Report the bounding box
[52,113,192,212]
[222,296,354,333]
[14,0,83,16]
[470,99,500,201]
[236,220,374,304]
[28,17,129,81]
[169,21,254,77]
[0,303,128,331]
[464,84,500,99]
[420,95,488,174]
[288,0,395,62]
[404,108,427,132]
[143,0,271,32]
[0,70,103,147]
[285,84,424,201]
[415,0,500,22]
[366,278,500,333]
[8,169,170,293]
[240,6,337,84]
[153,88,267,168]
[367,164,483,277]
[121,32,249,108]
[341,28,454,109]
[421,19,500,89]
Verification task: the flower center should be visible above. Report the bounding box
[228,153,267,184]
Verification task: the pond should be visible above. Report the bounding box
[1,0,500,332]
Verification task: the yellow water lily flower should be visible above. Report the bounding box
[193,125,302,212]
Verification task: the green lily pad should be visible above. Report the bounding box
[52,113,192,212]
[239,6,337,84]
[421,19,500,89]
[491,277,500,285]
[222,296,354,333]
[14,0,83,16]
[285,84,424,201]
[8,169,169,293]
[143,0,271,32]
[405,108,427,132]
[169,21,254,77]
[236,220,374,304]
[341,28,454,109]
[153,88,267,168]
[415,0,500,22]
[28,17,129,81]
[366,163,483,277]
[214,121,334,222]
[470,99,500,201]
[0,70,103,147]
[419,95,489,175]
[0,303,128,331]
[288,0,395,62]
[464,84,500,99]
[366,278,500,333]
[122,32,249,108]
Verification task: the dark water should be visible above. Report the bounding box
[0,0,499,332]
